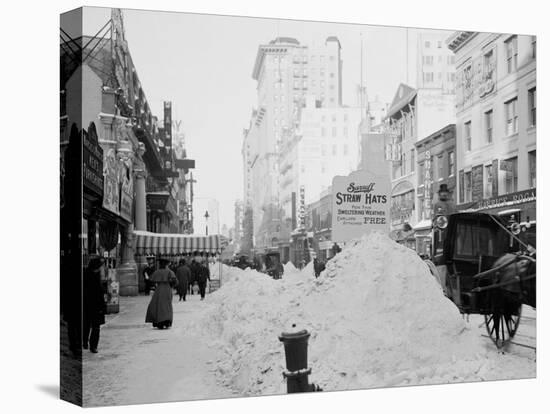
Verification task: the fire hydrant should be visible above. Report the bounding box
[278,324,322,393]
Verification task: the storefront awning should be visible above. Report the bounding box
[133,230,228,255]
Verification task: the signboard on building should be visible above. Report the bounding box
[423,151,432,219]
[457,188,536,212]
[83,123,104,199]
[299,186,306,228]
[163,101,172,152]
[119,164,133,222]
[472,164,484,202]
[331,169,391,242]
[103,149,120,215]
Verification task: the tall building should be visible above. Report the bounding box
[415,31,457,93]
[248,36,343,253]
[279,96,362,220]
[447,31,536,222]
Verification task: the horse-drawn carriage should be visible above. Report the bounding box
[426,212,536,348]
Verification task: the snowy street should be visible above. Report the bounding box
[83,236,536,407]
[83,293,235,406]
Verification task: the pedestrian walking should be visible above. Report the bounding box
[313,257,320,278]
[145,259,178,329]
[175,259,191,301]
[143,258,155,295]
[83,256,106,353]
[189,259,200,295]
[197,261,211,300]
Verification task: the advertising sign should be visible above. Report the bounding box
[299,185,306,228]
[331,169,391,242]
[83,123,104,198]
[102,149,120,215]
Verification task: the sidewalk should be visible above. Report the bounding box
[82,292,234,407]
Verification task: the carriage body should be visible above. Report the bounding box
[429,212,536,348]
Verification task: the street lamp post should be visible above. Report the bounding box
[204,210,210,235]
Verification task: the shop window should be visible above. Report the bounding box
[504,156,518,193]
[484,165,493,198]
[464,171,472,202]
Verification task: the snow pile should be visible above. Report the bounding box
[194,232,531,396]
[209,263,233,280]
[283,261,297,273]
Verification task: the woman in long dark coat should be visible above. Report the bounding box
[175,259,190,301]
[145,259,177,329]
[83,256,106,353]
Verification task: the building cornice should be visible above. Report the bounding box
[446,31,477,53]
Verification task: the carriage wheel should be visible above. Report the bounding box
[484,305,522,349]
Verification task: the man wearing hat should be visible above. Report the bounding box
[432,183,456,220]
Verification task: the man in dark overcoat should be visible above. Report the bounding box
[175,259,191,301]
[83,256,106,353]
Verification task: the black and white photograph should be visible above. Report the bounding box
[57,5,539,407]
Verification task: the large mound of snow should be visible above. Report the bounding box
[194,232,533,396]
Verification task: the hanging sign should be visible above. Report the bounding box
[331,169,391,242]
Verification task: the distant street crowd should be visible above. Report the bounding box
[144,257,212,330]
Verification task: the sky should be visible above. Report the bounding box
[81,7,454,230]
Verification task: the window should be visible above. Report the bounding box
[423,72,434,83]
[483,49,495,80]
[321,127,326,137]
[410,149,415,172]
[344,127,348,137]
[320,69,325,76]
[464,171,472,202]
[321,80,325,88]
[330,72,335,78]
[447,56,455,65]
[321,146,326,156]
[303,80,308,88]
[484,165,493,198]
[447,73,455,82]
[532,36,536,59]
[448,151,455,176]
[505,98,518,135]
[293,80,299,89]
[332,127,337,137]
[504,157,518,193]
[485,110,493,143]
[425,41,431,48]
[505,36,518,73]
[332,145,336,156]
[321,162,326,174]
[438,41,442,48]
[329,55,335,61]
[528,88,536,126]
[329,84,335,90]
[281,94,286,102]
[344,144,348,155]
[302,55,308,63]
[438,55,443,63]
[464,121,472,151]
[332,115,336,122]
[423,56,434,65]
[437,154,444,179]
[528,151,536,188]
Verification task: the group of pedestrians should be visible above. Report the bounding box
[144,257,212,330]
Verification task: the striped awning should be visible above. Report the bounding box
[134,230,228,255]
